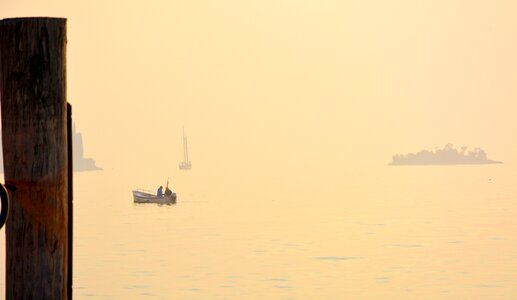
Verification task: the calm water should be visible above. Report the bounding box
[1,165,516,299]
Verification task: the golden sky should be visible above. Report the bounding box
[2,4,517,299]
[2,0,517,172]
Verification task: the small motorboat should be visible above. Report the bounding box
[132,190,177,204]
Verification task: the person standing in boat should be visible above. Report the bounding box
[164,178,172,196]
[157,186,164,197]
[165,186,172,196]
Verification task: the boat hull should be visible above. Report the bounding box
[179,161,192,170]
[132,190,177,204]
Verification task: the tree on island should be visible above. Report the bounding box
[390,144,501,165]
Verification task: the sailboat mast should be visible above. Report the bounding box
[185,137,189,162]
[182,127,187,162]
[183,137,187,162]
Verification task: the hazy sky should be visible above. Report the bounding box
[2,4,517,298]
[2,0,517,173]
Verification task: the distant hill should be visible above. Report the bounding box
[390,144,502,165]
[0,125,101,172]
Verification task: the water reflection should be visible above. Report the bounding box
[134,201,177,207]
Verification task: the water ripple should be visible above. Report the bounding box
[269,278,290,282]
[315,256,362,260]
[392,244,424,248]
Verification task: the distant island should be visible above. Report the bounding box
[390,144,502,165]
[0,125,101,172]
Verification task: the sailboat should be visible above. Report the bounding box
[179,128,192,170]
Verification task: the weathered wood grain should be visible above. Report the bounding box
[0,17,69,300]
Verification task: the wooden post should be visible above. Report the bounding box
[0,17,69,299]
[67,103,74,299]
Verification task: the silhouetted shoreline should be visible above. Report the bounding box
[390,144,503,166]
[0,125,101,172]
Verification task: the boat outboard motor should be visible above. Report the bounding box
[0,183,9,230]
